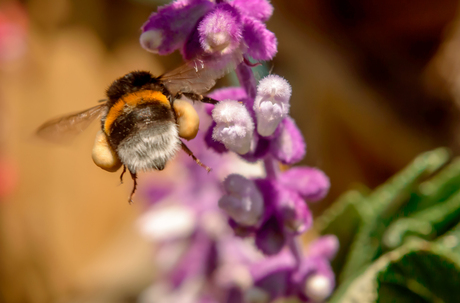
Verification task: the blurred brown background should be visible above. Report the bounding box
[2,0,460,302]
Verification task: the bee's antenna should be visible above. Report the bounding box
[98,98,108,103]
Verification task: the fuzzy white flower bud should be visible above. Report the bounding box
[304,274,333,302]
[140,29,164,53]
[212,100,254,154]
[218,174,264,226]
[254,75,291,137]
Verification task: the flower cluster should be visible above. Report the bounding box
[138,0,337,302]
[140,0,276,60]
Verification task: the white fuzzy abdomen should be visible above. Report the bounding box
[116,122,181,173]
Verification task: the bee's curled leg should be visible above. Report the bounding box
[176,92,219,105]
[181,141,211,172]
[128,170,137,204]
[119,165,127,184]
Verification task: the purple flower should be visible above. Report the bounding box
[275,189,312,235]
[254,75,292,136]
[270,117,306,164]
[240,236,338,302]
[140,0,214,55]
[198,4,243,55]
[141,0,277,61]
[212,100,254,154]
[219,174,264,226]
[249,250,296,299]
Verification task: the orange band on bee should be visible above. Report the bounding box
[104,90,170,134]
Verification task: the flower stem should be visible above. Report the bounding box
[288,236,303,267]
[264,157,279,179]
[236,63,257,100]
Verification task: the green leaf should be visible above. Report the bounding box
[339,148,450,282]
[315,190,368,277]
[329,239,460,303]
[383,189,460,249]
[436,221,460,256]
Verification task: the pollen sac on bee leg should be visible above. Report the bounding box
[92,130,122,172]
[173,99,200,140]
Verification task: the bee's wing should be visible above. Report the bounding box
[159,50,244,95]
[36,103,107,144]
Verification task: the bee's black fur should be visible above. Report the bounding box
[106,71,167,107]
[108,103,175,148]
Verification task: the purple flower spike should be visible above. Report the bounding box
[212,100,254,154]
[232,0,274,22]
[279,167,330,202]
[276,189,312,234]
[219,174,264,226]
[242,16,277,61]
[141,0,214,55]
[270,117,306,165]
[198,4,243,55]
[308,235,339,261]
[254,75,292,137]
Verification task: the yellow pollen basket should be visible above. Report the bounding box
[173,99,200,140]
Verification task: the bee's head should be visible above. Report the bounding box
[106,71,154,103]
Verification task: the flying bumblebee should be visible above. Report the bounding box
[36,52,242,203]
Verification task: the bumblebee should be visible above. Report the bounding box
[37,52,242,202]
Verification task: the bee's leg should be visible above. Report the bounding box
[119,165,127,184]
[128,171,138,204]
[179,92,219,105]
[181,141,211,172]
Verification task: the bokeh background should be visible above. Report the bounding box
[2,0,460,302]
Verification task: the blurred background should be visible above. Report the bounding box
[2,0,460,302]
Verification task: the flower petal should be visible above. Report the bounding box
[254,75,291,137]
[232,0,274,22]
[198,3,243,55]
[279,167,330,201]
[270,117,306,165]
[255,216,285,255]
[212,100,254,154]
[242,16,277,61]
[141,0,214,55]
[219,174,264,226]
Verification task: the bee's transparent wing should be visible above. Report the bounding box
[36,103,107,144]
[160,50,244,95]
